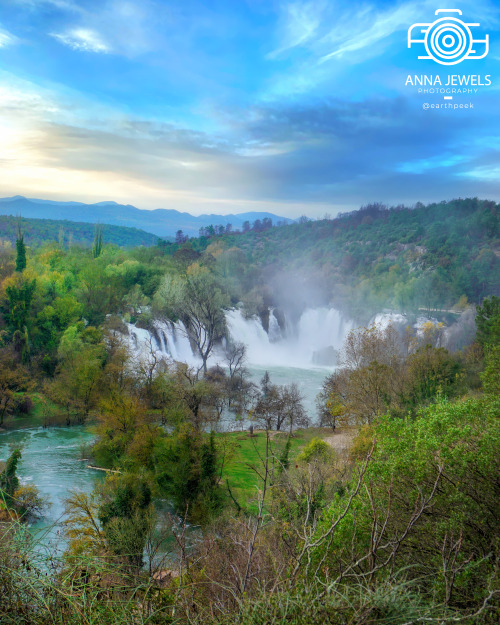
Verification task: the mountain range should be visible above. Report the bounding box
[0,196,292,238]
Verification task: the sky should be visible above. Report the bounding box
[0,0,499,218]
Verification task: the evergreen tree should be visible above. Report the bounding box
[15,222,26,272]
[0,449,21,505]
[92,224,103,259]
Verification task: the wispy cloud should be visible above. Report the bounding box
[318,3,417,63]
[270,0,500,64]
[268,0,323,58]
[0,27,18,48]
[51,28,110,53]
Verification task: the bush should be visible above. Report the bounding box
[14,394,33,415]
[297,437,332,463]
[311,395,500,617]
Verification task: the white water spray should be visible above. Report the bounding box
[225,307,353,368]
[124,307,353,370]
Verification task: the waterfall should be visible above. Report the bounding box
[123,307,353,370]
[125,320,201,368]
[225,307,353,368]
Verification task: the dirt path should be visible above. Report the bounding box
[323,428,358,455]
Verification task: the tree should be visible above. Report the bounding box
[175,230,188,245]
[163,362,220,431]
[476,295,500,347]
[154,424,223,522]
[98,474,153,569]
[481,344,500,395]
[155,272,229,372]
[15,222,26,272]
[1,273,36,337]
[337,324,406,424]
[92,224,103,259]
[252,374,308,432]
[316,370,348,430]
[311,395,500,614]
[52,324,105,423]
[0,354,31,426]
[282,383,308,434]
[0,449,21,504]
[225,342,254,417]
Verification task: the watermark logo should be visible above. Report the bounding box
[408,9,489,65]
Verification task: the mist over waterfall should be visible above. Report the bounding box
[124,307,353,371]
[225,308,353,368]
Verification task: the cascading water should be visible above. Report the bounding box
[123,307,353,370]
[125,319,201,368]
[225,307,353,368]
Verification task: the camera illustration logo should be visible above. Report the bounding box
[408,9,489,65]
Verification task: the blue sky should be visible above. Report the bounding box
[0,0,499,217]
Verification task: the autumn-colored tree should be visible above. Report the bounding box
[0,352,32,426]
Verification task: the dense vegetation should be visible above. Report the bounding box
[165,198,500,321]
[0,215,158,249]
[0,198,499,624]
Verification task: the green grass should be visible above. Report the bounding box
[219,428,332,509]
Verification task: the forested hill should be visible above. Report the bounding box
[0,215,158,248]
[165,198,500,320]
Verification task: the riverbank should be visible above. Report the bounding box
[0,393,86,431]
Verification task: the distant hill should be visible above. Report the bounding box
[0,215,158,248]
[0,196,292,237]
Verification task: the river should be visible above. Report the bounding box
[0,363,329,545]
[0,426,103,550]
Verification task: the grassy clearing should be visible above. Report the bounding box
[219,427,334,509]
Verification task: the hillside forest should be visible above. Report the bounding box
[0,197,499,625]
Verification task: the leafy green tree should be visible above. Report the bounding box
[98,474,153,568]
[0,353,31,426]
[1,273,36,337]
[154,424,222,522]
[311,395,499,613]
[476,295,500,347]
[50,323,105,422]
[481,344,500,396]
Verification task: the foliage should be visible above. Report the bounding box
[297,437,332,463]
[317,323,466,426]
[154,271,229,372]
[15,224,26,272]
[154,425,223,523]
[0,214,158,248]
[311,395,500,616]
[167,198,500,320]
[476,295,500,347]
[0,448,21,504]
[92,224,104,259]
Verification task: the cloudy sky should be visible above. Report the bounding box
[0,0,499,217]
